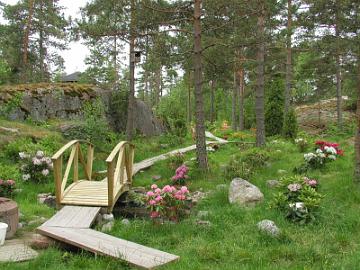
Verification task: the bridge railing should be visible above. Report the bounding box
[106,141,135,208]
[52,140,94,207]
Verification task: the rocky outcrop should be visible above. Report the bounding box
[0,83,165,136]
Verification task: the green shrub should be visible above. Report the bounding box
[0,92,23,117]
[270,175,323,224]
[283,108,298,139]
[223,148,270,180]
[0,163,21,181]
[265,78,284,136]
[173,119,187,138]
[2,137,37,161]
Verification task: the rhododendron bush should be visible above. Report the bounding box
[0,179,16,197]
[295,141,343,173]
[270,176,323,224]
[171,164,189,185]
[145,184,190,222]
[19,151,53,183]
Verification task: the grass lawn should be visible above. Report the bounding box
[1,124,360,269]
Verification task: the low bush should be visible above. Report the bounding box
[223,148,270,180]
[0,179,16,197]
[19,150,53,183]
[270,175,323,224]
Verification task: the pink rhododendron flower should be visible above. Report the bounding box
[147,191,155,197]
[6,180,15,186]
[150,211,160,218]
[151,184,158,190]
[149,200,156,205]
[288,183,302,192]
[155,196,163,202]
[180,186,189,193]
[162,185,172,193]
[154,188,161,194]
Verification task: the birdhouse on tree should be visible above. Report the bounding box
[131,51,141,63]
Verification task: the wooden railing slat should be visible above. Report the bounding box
[61,145,77,194]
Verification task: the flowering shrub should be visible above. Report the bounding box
[171,165,189,185]
[295,141,343,173]
[19,151,53,183]
[294,138,308,152]
[0,179,16,197]
[270,175,323,224]
[145,184,190,222]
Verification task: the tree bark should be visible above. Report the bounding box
[125,0,136,141]
[187,71,192,124]
[193,0,208,170]
[255,2,266,146]
[210,79,216,123]
[238,68,245,130]
[335,4,342,129]
[22,0,35,82]
[284,0,292,117]
[352,0,359,179]
[232,70,238,131]
[154,65,162,105]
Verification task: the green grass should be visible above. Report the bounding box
[1,128,360,269]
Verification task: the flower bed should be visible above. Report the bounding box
[0,179,16,197]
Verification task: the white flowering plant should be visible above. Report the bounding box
[19,151,53,183]
[294,137,308,152]
[270,175,323,224]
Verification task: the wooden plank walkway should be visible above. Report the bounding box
[38,226,179,269]
[37,206,179,269]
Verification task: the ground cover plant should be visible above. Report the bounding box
[0,118,358,270]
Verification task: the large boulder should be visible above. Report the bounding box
[133,99,165,136]
[228,178,264,207]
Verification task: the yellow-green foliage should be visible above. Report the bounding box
[0,83,97,100]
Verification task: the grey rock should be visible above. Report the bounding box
[257,219,280,237]
[121,219,130,226]
[101,221,115,232]
[43,196,56,208]
[152,175,162,181]
[102,213,114,222]
[266,180,280,188]
[37,193,52,204]
[228,178,264,207]
[197,211,209,219]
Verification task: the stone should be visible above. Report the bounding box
[37,193,52,204]
[43,196,56,208]
[257,219,280,237]
[196,220,211,226]
[121,219,130,226]
[228,178,264,207]
[95,213,103,225]
[197,211,209,219]
[0,239,38,262]
[28,217,47,226]
[18,222,25,229]
[102,213,114,222]
[266,180,279,188]
[189,191,209,204]
[277,169,287,174]
[101,221,114,232]
[29,234,56,250]
[152,175,162,181]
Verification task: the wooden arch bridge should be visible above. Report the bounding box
[51,140,134,213]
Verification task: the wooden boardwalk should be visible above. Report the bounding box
[37,206,179,269]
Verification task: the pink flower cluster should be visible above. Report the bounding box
[146,184,190,220]
[303,177,318,188]
[315,141,344,156]
[0,179,16,197]
[171,165,189,183]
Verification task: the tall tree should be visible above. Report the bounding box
[284,0,292,117]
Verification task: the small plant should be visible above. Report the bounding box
[295,138,308,152]
[20,151,53,183]
[283,108,298,139]
[145,184,190,222]
[0,92,23,117]
[270,175,323,224]
[171,164,189,185]
[0,179,16,197]
[167,152,185,169]
[223,148,270,180]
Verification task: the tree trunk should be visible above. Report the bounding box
[22,0,35,82]
[210,80,216,123]
[335,6,342,129]
[193,0,208,170]
[154,65,162,105]
[238,68,245,130]
[39,1,45,82]
[232,70,238,131]
[187,71,192,124]
[284,0,292,116]
[125,0,136,141]
[354,57,360,182]
[255,2,266,147]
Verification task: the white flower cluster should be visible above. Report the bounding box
[295,138,307,144]
[289,202,305,210]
